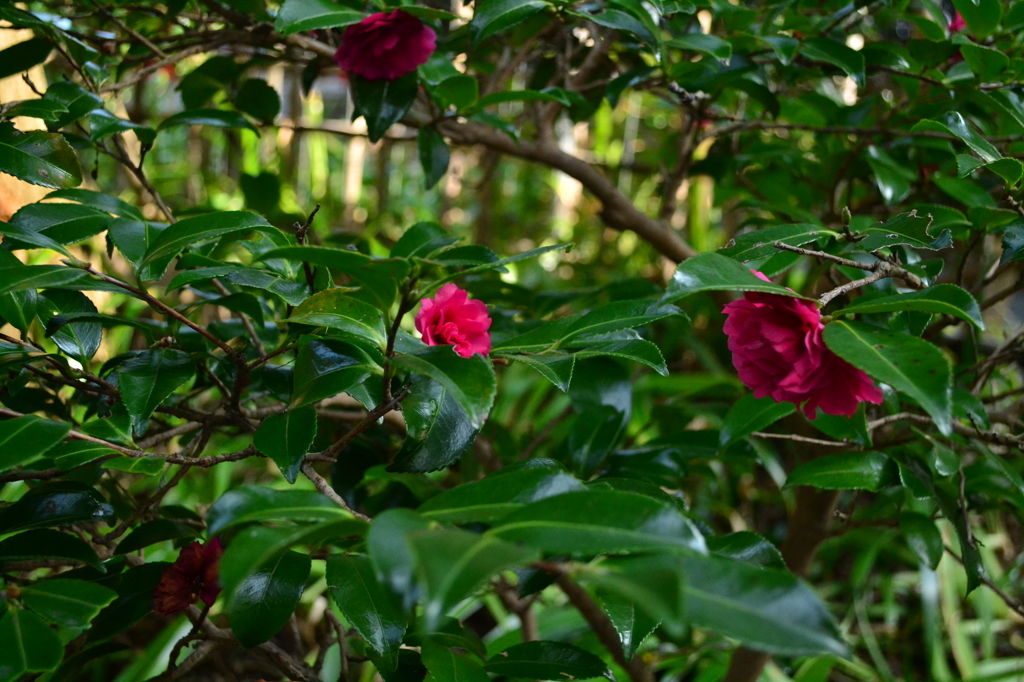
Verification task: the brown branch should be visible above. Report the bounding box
[301,461,370,522]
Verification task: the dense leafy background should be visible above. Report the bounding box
[1,0,1024,681]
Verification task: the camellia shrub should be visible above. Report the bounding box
[1,0,1024,681]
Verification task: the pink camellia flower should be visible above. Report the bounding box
[722,271,883,419]
[152,538,224,616]
[415,283,492,358]
[333,10,437,82]
[949,12,967,33]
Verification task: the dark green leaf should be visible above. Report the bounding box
[207,485,356,536]
[290,339,382,409]
[666,33,731,61]
[2,99,68,122]
[719,393,795,446]
[960,44,1008,81]
[253,406,318,484]
[0,481,114,534]
[418,127,450,190]
[718,224,836,262]
[833,284,983,330]
[275,0,364,34]
[229,550,311,648]
[235,78,281,124]
[999,218,1024,264]
[900,512,943,569]
[507,353,575,391]
[41,289,102,364]
[327,554,406,668]
[432,75,479,111]
[490,489,707,555]
[0,265,85,295]
[913,112,1000,163]
[113,519,200,555]
[679,551,847,656]
[800,37,865,86]
[428,243,571,290]
[422,643,489,682]
[390,346,495,429]
[823,321,952,434]
[0,608,64,678]
[0,121,82,189]
[471,0,547,43]
[851,211,951,252]
[485,641,612,680]
[139,210,275,270]
[88,109,155,147]
[578,553,687,638]
[289,288,387,348]
[42,82,102,129]
[786,451,894,491]
[366,509,431,608]
[0,38,52,80]
[0,414,70,473]
[88,562,169,641]
[21,579,118,628]
[0,529,103,570]
[158,108,257,133]
[407,526,540,629]
[117,349,195,430]
[389,377,478,474]
[351,72,418,143]
[663,252,804,302]
[951,0,1001,39]
[595,589,659,660]
[419,460,583,523]
[706,531,786,570]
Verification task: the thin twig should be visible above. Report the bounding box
[301,461,370,522]
[750,432,854,447]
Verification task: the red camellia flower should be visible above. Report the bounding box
[333,10,437,82]
[152,538,224,616]
[415,283,492,358]
[722,271,883,419]
[949,12,967,33]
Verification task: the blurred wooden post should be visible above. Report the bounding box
[0,27,49,220]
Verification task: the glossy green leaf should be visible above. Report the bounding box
[0,608,64,679]
[800,37,865,86]
[253,406,317,484]
[117,349,195,430]
[257,246,410,312]
[507,353,575,391]
[2,99,67,122]
[366,508,431,608]
[595,589,659,660]
[139,210,275,270]
[666,33,731,61]
[866,145,915,204]
[852,210,951,252]
[914,112,1000,163]
[585,9,655,47]
[42,82,102,128]
[407,526,540,629]
[234,78,280,124]
[900,512,943,570]
[88,562,168,641]
[290,339,382,408]
[229,550,311,648]
[0,265,85,296]
[0,529,103,570]
[419,460,583,523]
[679,551,847,657]
[951,0,1001,39]
[0,414,70,473]
[823,321,952,434]
[1001,218,1024,264]
[718,224,836,262]
[484,641,613,680]
[0,481,114,534]
[41,289,101,364]
[21,579,118,628]
[207,485,356,536]
[158,108,257,133]
[289,288,387,348]
[390,346,496,429]
[389,377,478,474]
[391,222,460,260]
[351,72,418,143]
[422,642,489,682]
[960,44,1008,81]
[786,451,893,491]
[490,489,707,555]
[471,0,547,43]
[567,404,627,476]
[418,127,450,190]
[706,531,786,570]
[88,109,155,147]
[275,0,364,34]
[579,553,687,638]
[0,222,74,257]
[8,201,111,246]
[113,519,201,555]
[327,554,406,668]
[0,121,82,189]
[427,243,571,292]
[719,393,795,446]
[833,284,983,330]
[663,252,804,302]
[0,37,52,80]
